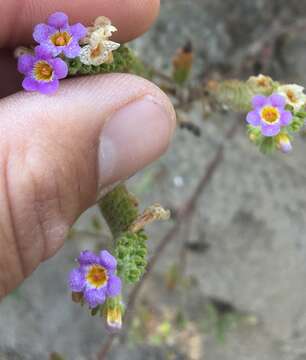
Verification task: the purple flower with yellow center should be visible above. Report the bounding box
[68,250,122,309]
[246,94,292,137]
[18,46,68,94]
[33,12,87,58]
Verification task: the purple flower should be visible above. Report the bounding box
[68,250,122,309]
[18,46,68,94]
[33,12,87,58]
[246,94,293,137]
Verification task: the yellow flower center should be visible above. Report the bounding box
[286,90,298,104]
[34,61,53,82]
[261,106,280,124]
[86,265,108,288]
[51,31,72,46]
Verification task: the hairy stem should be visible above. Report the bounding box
[98,184,139,239]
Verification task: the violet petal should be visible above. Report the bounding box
[68,268,85,292]
[50,58,68,79]
[48,12,69,29]
[33,24,54,43]
[18,55,35,75]
[252,95,267,110]
[280,111,293,126]
[22,77,38,92]
[106,275,122,298]
[261,122,280,137]
[63,42,82,58]
[78,250,100,266]
[99,250,117,271]
[37,79,59,95]
[84,288,106,308]
[70,23,87,40]
[246,111,261,126]
[269,94,286,109]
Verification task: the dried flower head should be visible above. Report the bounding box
[14,46,34,59]
[246,94,292,137]
[129,204,171,233]
[81,16,118,44]
[18,46,68,94]
[277,84,306,111]
[68,250,122,309]
[247,74,274,90]
[79,16,120,66]
[33,12,87,58]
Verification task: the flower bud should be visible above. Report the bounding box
[249,133,257,143]
[276,134,292,153]
[106,306,123,331]
[103,297,124,332]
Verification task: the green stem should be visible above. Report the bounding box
[98,184,139,239]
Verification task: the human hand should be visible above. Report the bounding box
[0,0,176,298]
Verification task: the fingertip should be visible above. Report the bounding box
[112,0,160,41]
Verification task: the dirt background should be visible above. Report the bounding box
[1,0,306,359]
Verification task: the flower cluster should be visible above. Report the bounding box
[17,12,86,94]
[17,13,120,94]
[68,250,122,309]
[246,75,306,154]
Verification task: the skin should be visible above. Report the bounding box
[0,0,176,299]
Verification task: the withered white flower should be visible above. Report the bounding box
[247,74,273,89]
[93,16,118,37]
[79,16,120,66]
[277,84,306,111]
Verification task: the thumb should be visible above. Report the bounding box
[0,74,175,297]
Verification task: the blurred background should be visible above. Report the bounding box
[2,0,306,359]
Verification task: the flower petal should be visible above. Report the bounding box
[18,55,34,75]
[22,77,38,92]
[252,95,267,109]
[33,24,54,43]
[68,268,85,292]
[99,250,117,270]
[70,23,87,40]
[48,12,69,29]
[269,93,286,108]
[261,122,280,137]
[37,79,59,95]
[246,111,261,126]
[84,288,106,308]
[77,250,100,266]
[280,111,293,126]
[35,45,55,59]
[50,58,68,79]
[63,42,82,58]
[106,275,122,298]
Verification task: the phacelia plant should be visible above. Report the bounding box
[14,12,306,333]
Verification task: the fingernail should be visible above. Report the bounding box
[98,95,175,191]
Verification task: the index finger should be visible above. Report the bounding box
[0,0,160,47]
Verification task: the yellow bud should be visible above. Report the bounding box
[106,306,122,331]
[276,133,292,153]
[249,133,257,142]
